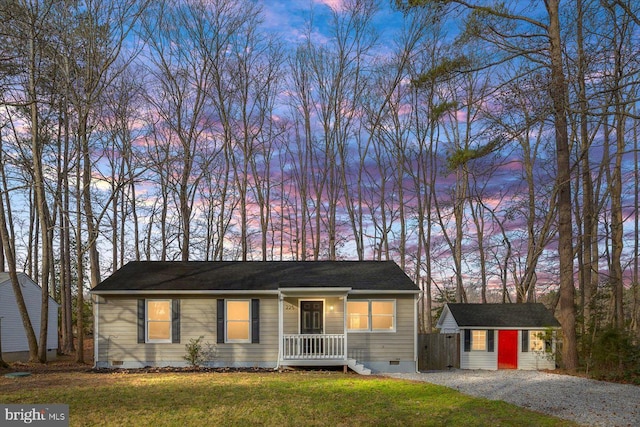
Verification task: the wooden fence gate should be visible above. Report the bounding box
[418,333,460,371]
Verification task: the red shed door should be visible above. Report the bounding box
[498,330,518,369]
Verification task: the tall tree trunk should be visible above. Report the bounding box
[75,140,85,364]
[547,0,578,371]
[632,103,639,339]
[0,134,39,361]
[26,15,52,363]
[576,0,598,334]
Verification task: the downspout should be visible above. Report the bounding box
[93,295,99,368]
[415,291,424,373]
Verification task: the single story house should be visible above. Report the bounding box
[436,303,560,370]
[91,261,420,374]
[0,272,59,362]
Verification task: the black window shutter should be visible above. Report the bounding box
[487,330,494,352]
[522,330,529,352]
[251,299,260,344]
[137,299,145,343]
[217,299,225,344]
[172,299,181,343]
[463,329,470,352]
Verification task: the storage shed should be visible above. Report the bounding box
[436,303,560,370]
[0,272,59,362]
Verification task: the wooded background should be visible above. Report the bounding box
[0,0,638,373]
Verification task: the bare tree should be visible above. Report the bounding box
[302,0,378,260]
[600,0,636,330]
[63,0,149,363]
[141,0,219,261]
[0,121,39,361]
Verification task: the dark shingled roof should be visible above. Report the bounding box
[92,261,419,293]
[445,303,560,328]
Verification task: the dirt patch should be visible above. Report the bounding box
[0,337,94,373]
[0,371,109,394]
[0,338,97,394]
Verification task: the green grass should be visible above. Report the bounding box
[0,371,575,426]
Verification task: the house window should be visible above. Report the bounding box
[371,301,395,331]
[217,299,259,344]
[226,300,251,342]
[471,330,487,351]
[347,301,369,330]
[347,300,395,332]
[147,300,171,342]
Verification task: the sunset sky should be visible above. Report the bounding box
[1,0,638,303]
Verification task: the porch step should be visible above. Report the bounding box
[347,358,371,375]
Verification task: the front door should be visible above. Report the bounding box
[498,330,518,369]
[300,300,323,334]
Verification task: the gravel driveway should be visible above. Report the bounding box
[385,370,640,426]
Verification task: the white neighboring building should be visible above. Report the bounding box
[0,272,59,362]
[436,303,560,370]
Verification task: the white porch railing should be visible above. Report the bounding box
[282,334,346,360]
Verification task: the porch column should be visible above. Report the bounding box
[343,295,348,361]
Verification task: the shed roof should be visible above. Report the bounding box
[91,261,419,294]
[0,272,60,307]
[443,303,560,328]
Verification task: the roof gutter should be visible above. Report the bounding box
[91,288,421,296]
[90,289,281,296]
[278,287,351,296]
[348,289,420,295]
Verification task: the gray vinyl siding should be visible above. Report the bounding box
[346,295,415,362]
[95,293,417,370]
[95,295,278,367]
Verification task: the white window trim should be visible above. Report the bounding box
[529,330,545,352]
[225,299,251,343]
[347,299,396,333]
[146,299,172,343]
[346,300,370,332]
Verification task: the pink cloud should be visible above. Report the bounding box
[314,0,345,12]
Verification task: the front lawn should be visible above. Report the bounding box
[0,370,574,426]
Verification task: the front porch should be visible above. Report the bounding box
[279,333,370,374]
[281,333,346,364]
[277,289,370,372]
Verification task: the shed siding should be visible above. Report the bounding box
[457,329,557,370]
[438,310,459,333]
[459,328,497,370]
[0,274,58,355]
[96,295,279,367]
[518,330,556,370]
